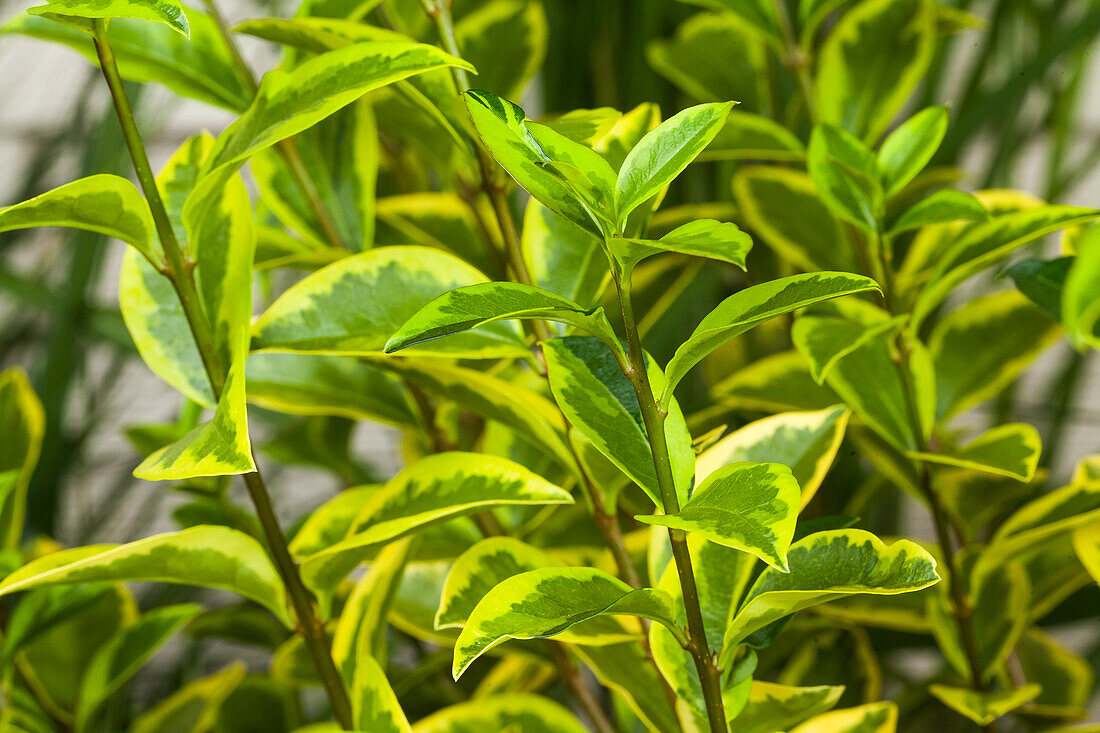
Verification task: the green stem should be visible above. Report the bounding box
[610,256,727,733]
[774,0,816,124]
[92,22,354,730]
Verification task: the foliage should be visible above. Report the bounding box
[0,0,1098,732]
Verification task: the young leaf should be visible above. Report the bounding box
[912,423,1041,481]
[807,124,883,233]
[614,101,734,227]
[28,0,189,36]
[928,684,1040,726]
[252,247,527,359]
[887,189,989,235]
[636,462,800,570]
[619,218,753,269]
[0,370,44,551]
[542,337,695,508]
[721,530,939,665]
[877,106,948,197]
[452,567,682,679]
[435,537,556,629]
[1063,224,1100,350]
[663,272,881,402]
[543,107,622,146]
[74,604,202,732]
[0,175,157,266]
[351,654,411,733]
[929,290,1061,419]
[411,694,589,733]
[696,406,850,510]
[0,527,291,626]
[521,200,606,308]
[730,682,845,733]
[384,282,621,355]
[814,0,935,142]
[790,701,898,733]
[298,453,573,598]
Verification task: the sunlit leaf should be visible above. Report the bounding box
[29,0,188,35]
[928,684,1040,726]
[790,701,898,732]
[877,106,947,197]
[913,423,1041,481]
[410,694,589,733]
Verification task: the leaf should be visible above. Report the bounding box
[0,370,44,551]
[298,453,573,599]
[663,272,881,403]
[0,526,291,626]
[543,108,622,146]
[807,123,883,233]
[792,312,906,384]
[911,205,1100,330]
[730,682,845,733]
[573,643,681,733]
[463,90,613,236]
[1017,626,1095,713]
[74,604,202,732]
[351,655,411,733]
[252,246,527,359]
[688,0,783,43]
[720,530,939,666]
[636,462,799,570]
[521,200,606,309]
[732,166,859,272]
[703,111,806,161]
[452,567,681,679]
[929,684,1040,726]
[620,218,753,269]
[410,694,589,733]
[615,101,734,227]
[542,337,695,508]
[928,290,1061,419]
[715,349,842,413]
[0,175,157,265]
[1074,523,1100,586]
[1005,256,1073,319]
[887,189,989,235]
[814,0,935,142]
[454,0,546,100]
[435,537,556,629]
[0,584,117,668]
[246,353,418,428]
[385,282,620,355]
[28,0,188,35]
[791,701,898,733]
[130,664,246,733]
[877,107,948,197]
[696,406,849,510]
[987,480,1100,563]
[1063,224,1100,349]
[913,423,1041,481]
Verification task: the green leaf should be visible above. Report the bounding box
[542,337,695,508]
[929,290,1062,419]
[807,123,883,233]
[246,353,418,428]
[454,0,546,100]
[792,311,906,385]
[1017,627,1094,714]
[913,423,1041,481]
[2,10,250,111]
[715,349,842,413]
[385,282,621,356]
[663,272,881,403]
[929,684,1040,726]
[730,682,845,733]
[252,247,527,359]
[298,453,573,599]
[888,189,989,236]
[620,218,753,269]
[521,200,606,308]
[74,603,202,732]
[130,664,246,733]
[732,167,859,272]
[986,480,1100,563]
[877,107,948,197]
[687,0,783,43]
[1005,256,1073,320]
[410,694,589,733]
[573,642,681,733]
[0,370,44,551]
[814,0,935,142]
[0,584,117,668]
[791,701,898,733]
[351,654,411,733]
[1074,524,1100,586]
[0,175,157,266]
[436,537,555,630]
[543,108,622,146]
[696,406,849,511]
[703,111,806,162]
[911,206,1100,330]
[463,89,613,236]
[28,0,188,35]
[232,17,408,53]
[615,101,734,227]
[376,192,493,273]
[1063,224,1100,349]
[0,527,291,626]
[452,567,681,679]
[721,530,939,665]
[636,462,799,570]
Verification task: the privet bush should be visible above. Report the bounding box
[0,0,1098,731]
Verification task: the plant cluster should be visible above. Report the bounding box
[0,0,1098,732]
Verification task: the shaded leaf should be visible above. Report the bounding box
[913,423,1041,481]
[929,684,1040,726]
[0,370,45,550]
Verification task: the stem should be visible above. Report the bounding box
[93,23,354,729]
[775,0,816,124]
[611,257,727,732]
